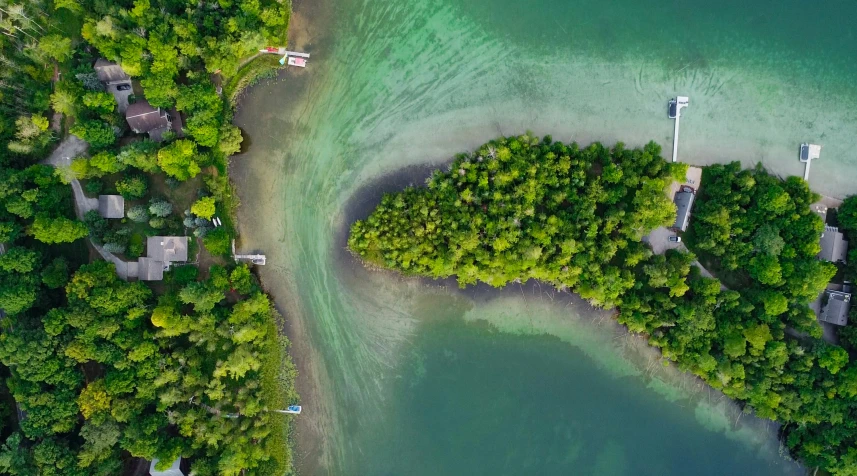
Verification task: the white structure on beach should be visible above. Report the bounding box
[668,96,689,163]
[800,143,821,181]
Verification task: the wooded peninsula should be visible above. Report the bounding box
[349,134,857,474]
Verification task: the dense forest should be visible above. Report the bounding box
[349,135,857,474]
[0,0,294,474]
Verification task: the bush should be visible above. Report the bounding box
[102,242,126,254]
[149,199,172,218]
[84,180,103,195]
[167,265,198,287]
[202,227,230,255]
[116,175,149,199]
[128,234,144,258]
[84,210,109,243]
[127,205,149,223]
[193,226,211,238]
[149,217,166,229]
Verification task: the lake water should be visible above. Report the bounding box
[230,0,857,472]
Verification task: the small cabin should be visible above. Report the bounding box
[672,186,696,232]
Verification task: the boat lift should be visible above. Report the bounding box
[668,96,689,163]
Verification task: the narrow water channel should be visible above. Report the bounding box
[232,0,857,472]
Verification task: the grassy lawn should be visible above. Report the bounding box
[149,173,204,214]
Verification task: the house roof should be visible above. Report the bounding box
[137,257,164,281]
[673,190,695,232]
[820,290,851,326]
[126,100,170,134]
[819,226,848,263]
[94,58,130,83]
[98,195,124,219]
[149,457,185,476]
[147,236,188,263]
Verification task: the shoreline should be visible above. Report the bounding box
[230,0,336,473]
[332,157,800,469]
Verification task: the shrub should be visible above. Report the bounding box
[83,210,109,243]
[102,242,126,254]
[128,234,144,258]
[149,217,166,229]
[149,199,173,217]
[116,175,149,199]
[127,205,149,223]
[167,265,198,286]
[84,180,103,195]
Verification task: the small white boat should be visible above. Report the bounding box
[287,56,307,68]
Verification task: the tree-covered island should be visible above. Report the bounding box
[349,134,857,474]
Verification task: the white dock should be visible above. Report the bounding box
[231,240,267,265]
[259,47,310,59]
[668,96,689,163]
[800,143,821,181]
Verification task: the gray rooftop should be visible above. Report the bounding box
[147,236,188,263]
[94,58,130,84]
[126,100,171,136]
[819,226,848,263]
[820,290,851,326]
[137,257,164,281]
[672,190,695,232]
[98,195,124,219]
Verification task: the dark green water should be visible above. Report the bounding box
[364,318,789,475]
[230,0,857,473]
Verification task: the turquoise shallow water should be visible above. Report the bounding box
[230,0,857,472]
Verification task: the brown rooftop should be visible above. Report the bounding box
[126,100,171,135]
